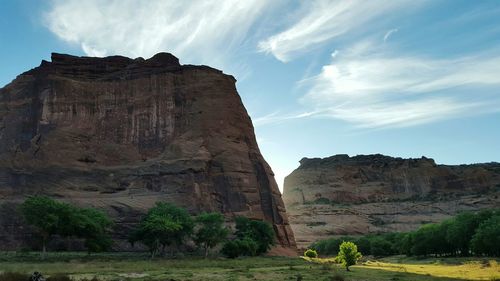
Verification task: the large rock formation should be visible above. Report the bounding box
[0,53,295,251]
[283,154,500,248]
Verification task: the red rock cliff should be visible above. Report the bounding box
[283,154,500,248]
[0,53,296,251]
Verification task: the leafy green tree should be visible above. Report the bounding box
[129,202,193,258]
[370,237,393,257]
[337,241,362,271]
[72,207,114,253]
[21,196,113,255]
[392,232,411,255]
[354,237,371,255]
[194,212,229,257]
[21,196,71,258]
[409,223,451,257]
[446,212,483,256]
[235,216,275,255]
[471,214,500,256]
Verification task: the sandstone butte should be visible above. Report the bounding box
[0,52,296,253]
[283,154,500,249]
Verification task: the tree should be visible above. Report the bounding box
[194,212,229,257]
[337,241,362,271]
[446,212,483,256]
[20,196,71,258]
[471,214,500,256]
[129,202,193,258]
[354,236,371,255]
[409,223,449,257]
[370,237,393,257]
[72,207,114,253]
[21,196,114,255]
[235,216,275,255]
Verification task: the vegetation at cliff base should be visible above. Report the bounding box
[311,209,500,258]
[193,212,229,258]
[21,196,113,257]
[128,202,194,258]
[19,196,276,258]
[220,216,276,258]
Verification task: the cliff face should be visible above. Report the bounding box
[283,154,500,248]
[0,53,295,251]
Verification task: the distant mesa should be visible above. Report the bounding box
[0,52,296,252]
[283,154,500,249]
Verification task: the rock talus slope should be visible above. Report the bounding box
[283,154,500,248]
[0,53,295,251]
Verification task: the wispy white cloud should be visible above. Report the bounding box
[321,99,489,128]
[299,42,500,128]
[383,28,398,42]
[257,0,413,62]
[45,0,271,71]
[253,110,319,126]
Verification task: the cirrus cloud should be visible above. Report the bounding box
[299,41,500,128]
[45,0,273,70]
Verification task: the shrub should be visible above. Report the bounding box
[235,217,275,255]
[304,249,318,258]
[221,238,258,258]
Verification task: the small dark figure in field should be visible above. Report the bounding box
[30,272,45,281]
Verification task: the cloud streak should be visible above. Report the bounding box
[383,28,398,42]
[257,0,412,62]
[299,42,500,128]
[253,110,319,126]
[45,0,271,70]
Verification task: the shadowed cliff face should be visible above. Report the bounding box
[283,154,500,248]
[0,53,295,251]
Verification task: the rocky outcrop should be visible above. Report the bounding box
[0,53,295,251]
[283,154,500,248]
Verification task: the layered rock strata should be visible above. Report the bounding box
[0,53,295,251]
[283,154,500,248]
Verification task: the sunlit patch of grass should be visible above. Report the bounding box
[362,259,500,280]
[301,256,338,264]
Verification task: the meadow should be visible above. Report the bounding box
[0,252,498,281]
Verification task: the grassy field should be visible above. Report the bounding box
[0,252,498,281]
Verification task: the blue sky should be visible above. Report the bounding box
[1,0,500,189]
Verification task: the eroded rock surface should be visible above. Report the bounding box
[283,154,500,248]
[0,53,295,251]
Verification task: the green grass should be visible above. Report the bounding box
[0,252,498,281]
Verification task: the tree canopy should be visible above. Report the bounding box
[311,209,500,258]
[129,202,193,258]
[194,212,229,257]
[337,241,362,271]
[235,216,275,255]
[21,196,113,257]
